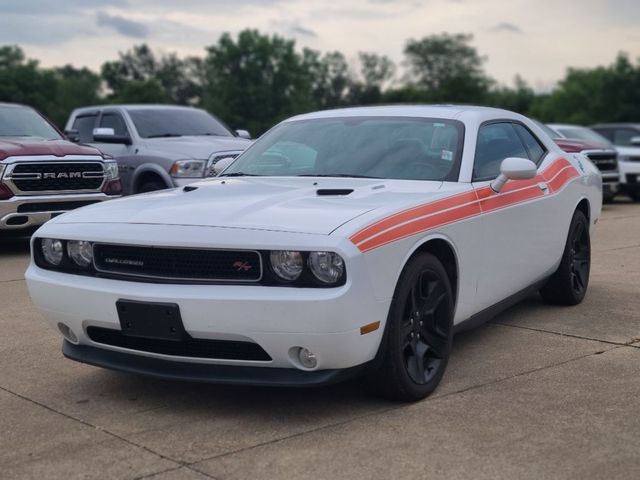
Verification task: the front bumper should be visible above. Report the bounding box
[619,160,640,189]
[26,261,389,378]
[63,341,370,386]
[0,193,117,231]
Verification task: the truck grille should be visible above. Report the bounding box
[9,162,104,193]
[86,327,272,361]
[585,152,618,172]
[93,244,262,283]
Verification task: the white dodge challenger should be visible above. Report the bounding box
[25,106,601,401]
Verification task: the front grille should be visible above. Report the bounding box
[10,162,104,192]
[585,153,618,172]
[17,200,100,213]
[87,327,271,361]
[93,244,262,283]
[628,157,640,162]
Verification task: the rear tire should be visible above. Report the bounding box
[540,210,590,305]
[628,190,640,202]
[366,253,454,401]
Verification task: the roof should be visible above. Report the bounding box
[72,104,202,113]
[591,123,640,129]
[286,104,526,123]
[0,102,31,109]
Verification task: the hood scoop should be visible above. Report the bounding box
[316,188,354,196]
[183,186,199,192]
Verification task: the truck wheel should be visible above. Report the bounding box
[366,252,454,401]
[628,190,640,202]
[540,209,590,305]
[138,180,166,193]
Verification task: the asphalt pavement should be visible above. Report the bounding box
[1,200,639,480]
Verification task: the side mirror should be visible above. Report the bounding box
[211,156,237,176]
[92,127,132,145]
[65,129,80,143]
[490,157,537,193]
[235,129,252,140]
[630,136,640,146]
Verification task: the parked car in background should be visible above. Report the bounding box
[543,123,620,202]
[0,103,121,235]
[65,105,252,194]
[590,123,640,202]
[27,105,601,401]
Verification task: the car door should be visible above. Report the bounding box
[91,110,137,193]
[472,121,561,311]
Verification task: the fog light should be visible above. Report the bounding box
[298,347,317,369]
[57,322,78,344]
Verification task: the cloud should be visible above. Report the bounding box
[96,12,149,38]
[489,22,523,34]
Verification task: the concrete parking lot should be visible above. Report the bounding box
[1,201,639,480]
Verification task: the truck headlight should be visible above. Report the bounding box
[67,241,93,268]
[104,161,119,180]
[308,251,345,284]
[41,239,64,266]
[170,160,207,178]
[270,250,304,281]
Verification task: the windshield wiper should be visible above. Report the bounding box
[296,174,381,179]
[219,172,261,177]
[146,133,183,138]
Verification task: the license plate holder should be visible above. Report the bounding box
[116,300,187,342]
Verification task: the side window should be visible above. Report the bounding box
[592,128,613,142]
[473,123,528,181]
[99,113,129,137]
[612,128,639,146]
[513,123,546,165]
[71,115,97,143]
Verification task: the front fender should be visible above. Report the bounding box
[131,163,174,192]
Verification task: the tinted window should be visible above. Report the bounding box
[223,117,464,181]
[611,128,640,146]
[513,124,546,164]
[128,108,233,138]
[473,123,528,181]
[72,115,97,143]
[0,106,61,140]
[100,113,128,136]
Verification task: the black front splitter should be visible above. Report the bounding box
[62,341,368,387]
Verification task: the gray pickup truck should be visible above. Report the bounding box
[64,105,252,194]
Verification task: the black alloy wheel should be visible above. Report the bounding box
[540,209,591,305]
[367,252,454,401]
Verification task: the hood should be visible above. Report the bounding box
[53,177,445,235]
[144,136,253,160]
[0,138,101,161]
[554,138,613,153]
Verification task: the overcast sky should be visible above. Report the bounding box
[1,0,639,90]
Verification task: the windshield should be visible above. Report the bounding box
[556,127,610,144]
[223,117,464,181]
[129,108,234,139]
[0,106,62,140]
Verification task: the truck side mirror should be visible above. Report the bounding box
[235,129,252,140]
[65,129,80,143]
[93,127,132,145]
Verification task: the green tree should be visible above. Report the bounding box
[402,33,492,102]
[202,29,316,135]
[349,53,395,105]
[47,66,102,127]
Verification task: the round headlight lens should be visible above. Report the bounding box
[270,250,303,281]
[41,239,64,265]
[67,240,93,268]
[308,251,345,284]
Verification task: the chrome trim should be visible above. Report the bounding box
[3,160,106,195]
[92,243,264,284]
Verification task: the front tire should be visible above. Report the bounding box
[367,253,454,401]
[540,209,591,305]
[138,180,167,193]
[628,189,640,202]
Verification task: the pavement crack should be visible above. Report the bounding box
[0,384,187,470]
[598,243,640,253]
[489,321,633,347]
[0,278,24,284]
[184,347,618,469]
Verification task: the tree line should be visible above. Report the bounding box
[1,29,639,136]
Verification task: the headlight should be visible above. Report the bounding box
[270,250,303,281]
[104,161,119,180]
[308,251,345,284]
[41,239,64,266]
[67,240,93,268]
[170,160,207,178]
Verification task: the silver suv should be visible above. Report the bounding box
[65,105,252,194]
